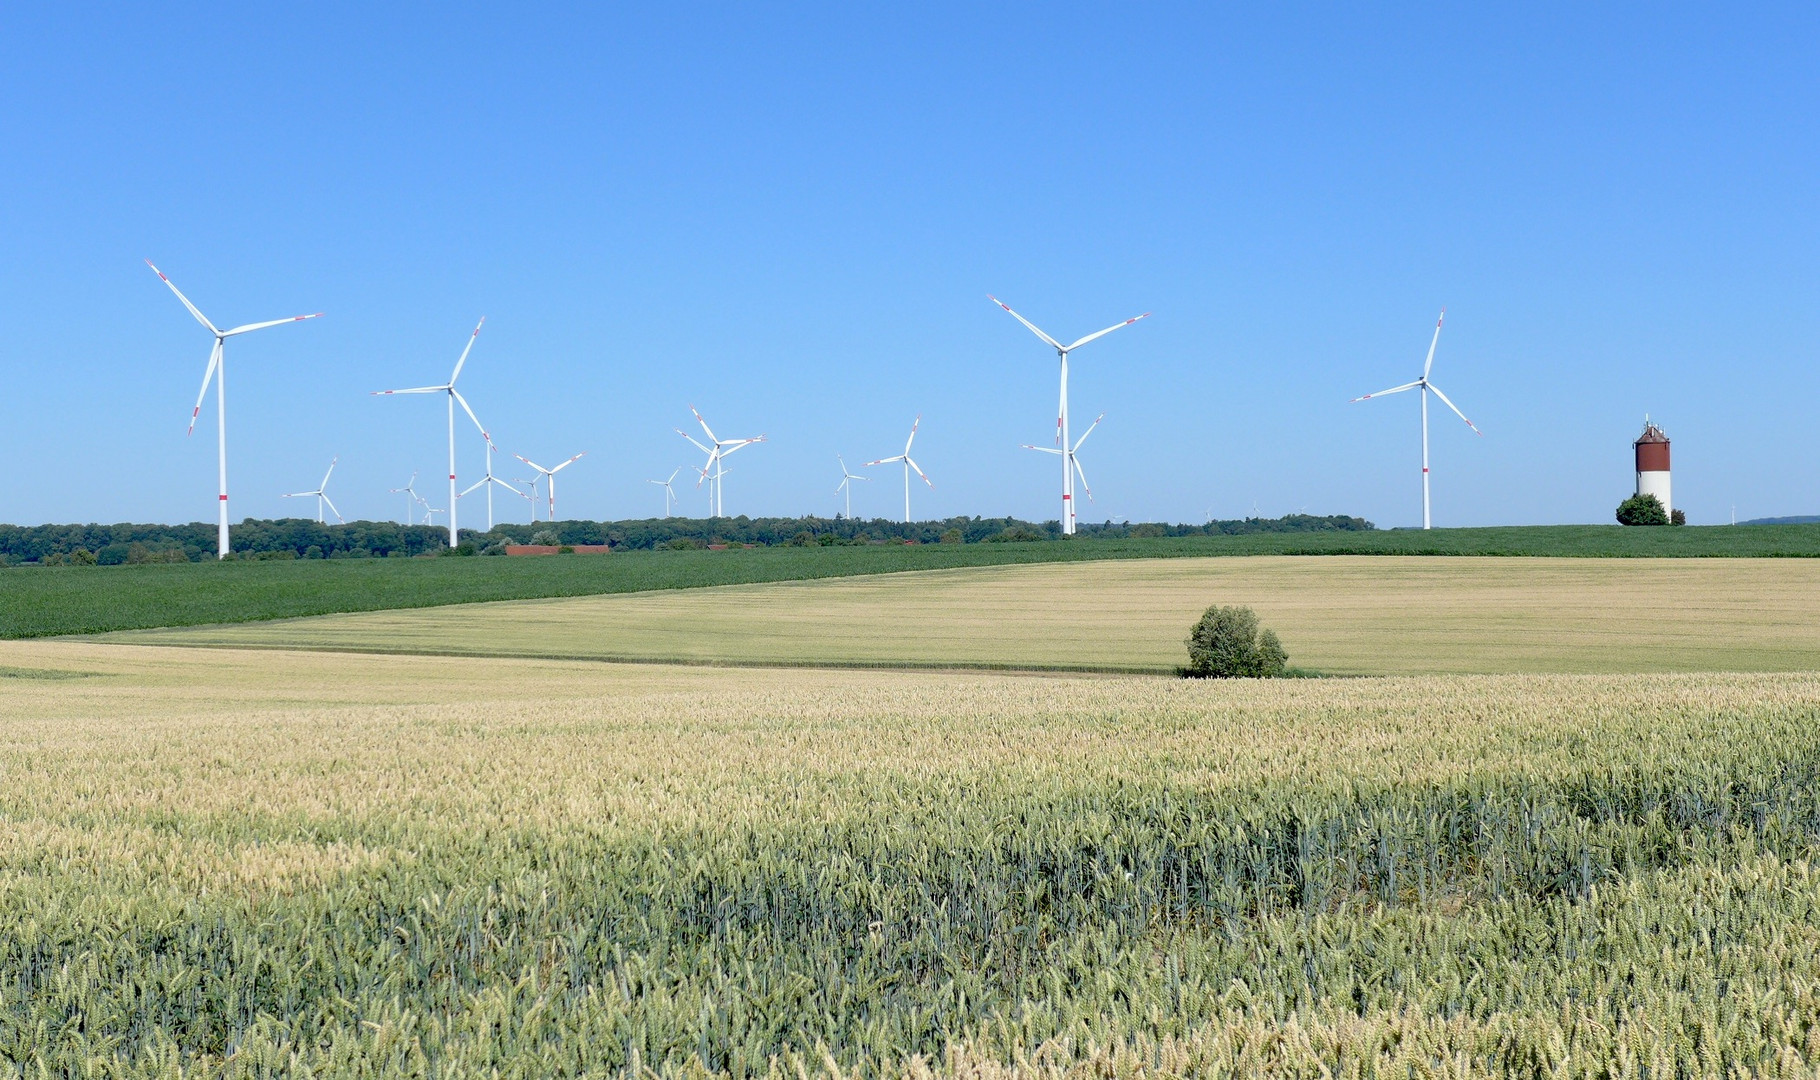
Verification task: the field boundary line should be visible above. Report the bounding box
[74,637,1180,676]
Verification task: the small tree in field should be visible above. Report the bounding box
[1616,493,1668,526]
[1185,605,1288,678]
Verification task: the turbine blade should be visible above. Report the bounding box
[1426,382,1483,435]
[449,316,485,384]
[1349,380,1422,402]
[907,457,933,488]
[1064,311,1151,352]
[863,455,903,467]
[1072,455,1094,500]
[372,385,447,396]
[1073,412,1105,452]
[513,453,549,473]
[452,390,494,448]
[549,452,586,473]
[677,429,712,455]
[321,494,343,523]
[280,491,313,498]
[1020,444,1063,455]
[905,414,920,454]
[690,406,719,445]
[988,295,1064,351]
[145,260,219,334]
[222,312,323,336]
[320,456,338,489]
[1423,308,1445,379]
[186,340,220,436]
[459,477,489,497]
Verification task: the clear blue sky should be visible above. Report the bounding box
[3,4,1814,528]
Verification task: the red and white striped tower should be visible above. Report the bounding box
[1634,418,1671,517]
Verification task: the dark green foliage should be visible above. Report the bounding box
[1184,605,1288,678]
[1616,493,1669,526]
[8,524,1820,639]
[1672,508,1687,526]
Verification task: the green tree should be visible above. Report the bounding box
[1616,493,1669,526]
[1184,605,1288,678]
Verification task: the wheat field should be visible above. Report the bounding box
[104,554,1820,674]
[6,638,1820,1075]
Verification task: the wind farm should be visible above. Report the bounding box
[7,8,1820,1079]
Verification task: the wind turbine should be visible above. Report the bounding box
[835,455,870,520]
[512,474,542,523]
[513,453,586,521]
[372,317,488,548]
[989,295,1147,535]
[389,472,420,526]
[864,415,932,524]
[146,260,323,559]
[281,457,343,524]
[648,467,684,518]
[676,407,766,517]
[456,405,520,531]
[1022,412,1104,511]
[1349,308,1483,529]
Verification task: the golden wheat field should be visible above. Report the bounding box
[103,554,1820,675]
[6,637,1820,1075]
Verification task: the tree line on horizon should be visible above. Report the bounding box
[0,513,1373,565]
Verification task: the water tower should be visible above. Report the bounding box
[1634,418,1671,516]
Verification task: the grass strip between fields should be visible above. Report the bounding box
[9,522,1820,638]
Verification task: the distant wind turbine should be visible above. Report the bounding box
[1349,308,1483,529]
[864,415,933,523]
[457,415,521,531]
[989,295,1147,535]
[281,457,343,524]
[513,452,586,521]
[835,455,870,520]
[648,467,684,518]
[389,472,420,526]
[146,260,323,559]
[511,474,542,523]
[372,317,488,547]
[1022,412,1104,511]
[676,407,765,518]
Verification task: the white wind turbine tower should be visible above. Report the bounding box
[989,296,1148,535]
[835,455,870,520]
[146,260,323,559]
[389,472,420,525]
[676,407,766,517]
[372,317,489,548]
[1349,308,1483,529]
[1022,412,1104,513]
[281,457,343,524]
[648,467,684,518]
[864,416,932,523]
[513,453,586,522]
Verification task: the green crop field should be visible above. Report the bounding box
[112,555,1820,675]
[5,640,1820,1076]
[8,523,1820,639]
